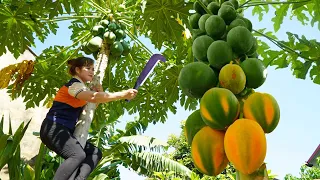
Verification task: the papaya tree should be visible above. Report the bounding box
[1,0,320,179]
[0,0,197,178]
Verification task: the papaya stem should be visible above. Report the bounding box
[36,31,91,65]
[196,0,213,15]
[125,3,139,10]
[39,15,101,22]
[88,0,111,16]
[241,0,311,8]
[61,12,100,15]
[30,32,92,81]
[239,112,244,119]
[239,0,253,8]
[253,29,313,63]
[117,16,133,21]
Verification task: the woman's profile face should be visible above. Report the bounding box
[76,64,94,82]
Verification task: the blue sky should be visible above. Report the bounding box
[32,6,320,180]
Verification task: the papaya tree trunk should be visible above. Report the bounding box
[73,41,110,147]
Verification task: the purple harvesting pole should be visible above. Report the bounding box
[126,54,166,102]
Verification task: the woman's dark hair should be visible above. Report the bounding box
[67,56,95,76]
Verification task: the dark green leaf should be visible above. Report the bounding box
[34,143,47,180]
[292,60,312,79]
[272,53,289,69]
[312,0,320,30]
[8,145,21,180]
[262,50,282,67]
[0,115,4,136]
[0,2,59,58]
[23,164,35,180]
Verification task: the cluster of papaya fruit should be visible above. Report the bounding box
[81,17,131,59]
[179,0,281,177]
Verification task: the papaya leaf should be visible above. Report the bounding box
[312,0,320,30]
[287,32,320,60]
[69,17,100,47]
[271,4,289,32]
[272,53,289,69]
[0,1,60,58]
[179,93,198,111]
[252,3,269,21]
[292,60,312,79]
[292,6,309,25]
[261,50,282,67]
[309,64,320,84]
[7,46,82,108]
[45,0,81,18]
[124,63,181,124]
[137,0,193,49]
[119,117,149,137]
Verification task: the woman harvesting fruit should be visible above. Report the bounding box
[39,56,138,180]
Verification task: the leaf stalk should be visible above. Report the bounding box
[196,0,213,15]
[241,0,311,8]
[253,29,313,62]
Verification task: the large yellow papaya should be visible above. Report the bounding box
[191,126,229,176]
[224,119,267,174]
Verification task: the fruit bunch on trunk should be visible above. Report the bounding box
[180,0,281,178]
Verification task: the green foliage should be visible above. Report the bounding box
[0,116,31,170]
[285,157,320,179]
[0,115,33,179]
[34,143,47,180]
[254,29,320,84]
[0,0,83,58]
[87,116,192,179]
[236,0,320,85]
[129,152,192,178]
[7,46,83,108]
[135,0,193,49]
